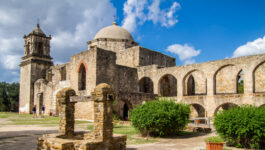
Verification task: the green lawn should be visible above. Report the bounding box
[113,124,156,145]
[0,112,89,125]
[0,112,156,145]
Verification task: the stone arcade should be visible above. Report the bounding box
[19,22,265,119]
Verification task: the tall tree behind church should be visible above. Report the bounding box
[0,82,19,112]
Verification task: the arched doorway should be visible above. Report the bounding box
[138,77,154,93]
[158,74,177,96]
[190,104,206,118]
[237,70,244,93]
[78,63,86,90]
[187,75,195,95]
[214,103,238,115]
[253,61,265,93]
[123,104,129,120]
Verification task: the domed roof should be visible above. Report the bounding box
[94,22,134,41]
[29,24,46,37]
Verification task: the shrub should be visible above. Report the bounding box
[214,105,265,149]
[130,99,190,136]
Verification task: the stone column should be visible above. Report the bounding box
[91,83,114,145]
[56,88,76,138]
[36,93,43,115]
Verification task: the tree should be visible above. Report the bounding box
[0,82,19,112]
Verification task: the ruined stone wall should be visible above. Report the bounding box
[69,48,97,96]
[139,47,176,67]
[215,65,241,94]
[184,70,207,95]
[137,54,265,116]
[254,61,265,93]
[34,79,53,115]
[115,65,138,92]
[114,92,157,118]
[95,48,117,89]
[116,46,139,68]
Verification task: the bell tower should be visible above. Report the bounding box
[19,23,53,114]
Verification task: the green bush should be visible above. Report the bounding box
[130,99,190,136]
[214,105,265,149]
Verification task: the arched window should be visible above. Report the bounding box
[237,70,244,94]
[158,74,177,96]
[36,42,43,55]
[187,75,195,95]
[60,66,66,81]
[139,77,154,93]
[78,64,86,90]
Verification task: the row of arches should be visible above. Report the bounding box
[120,102,263,119]
[139,70,244,96]
[139,61,265,96]
[190,103,241,117]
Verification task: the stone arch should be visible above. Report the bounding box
[214,103,239,115]
[183,70,207,96]
[214,64,239,94]
[253,61,265,93]
[236,70,244,94]
[123,103,129,120]
[158,74,177,96]
[138,77,154,93]
[190,103,206,118]
[78,63,86,90]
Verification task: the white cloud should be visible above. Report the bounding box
[233,36,265,57]
[166,43,201,62]
[122,0,148,32]
[122,0,180,32]
[184,59,196,65]
[1,54,21,70]
[0,0,116,81]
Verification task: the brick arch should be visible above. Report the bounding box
[253,61,265,93]
[158,74,177,96]
[213,64,240,94]
[214,102,239,115]
[182,69,206,96]
[190,103,206,117]
[76,61,88,73]
[138,77,154,94]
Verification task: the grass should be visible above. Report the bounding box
[0,112,156,145]
[205,136,224,143]
[86,123,156,145]
[113,124,156,145]
[0,112,90,125]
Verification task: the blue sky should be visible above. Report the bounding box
[0,0,265,82]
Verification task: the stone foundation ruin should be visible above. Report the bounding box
[37,83,126,150]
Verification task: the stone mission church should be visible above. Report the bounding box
[19,22,265,120]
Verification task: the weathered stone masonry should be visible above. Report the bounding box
[20,22,265,120]
[37,84,126,150]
